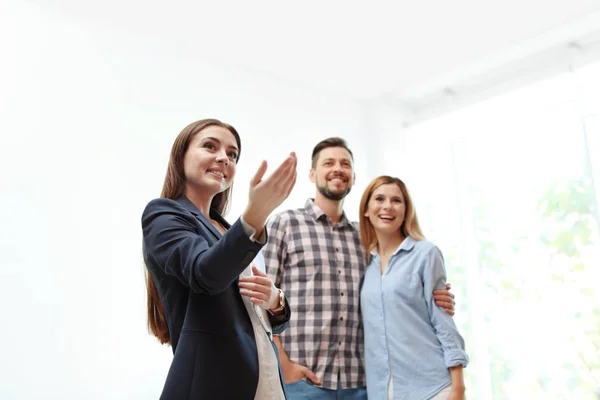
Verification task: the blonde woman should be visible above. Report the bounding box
[359,176,468,400]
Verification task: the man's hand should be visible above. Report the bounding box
[282,361,321,385]
[433,283,455,316]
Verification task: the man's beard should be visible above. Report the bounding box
[317,181,352,201]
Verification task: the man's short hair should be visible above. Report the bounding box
[311,137,354,168]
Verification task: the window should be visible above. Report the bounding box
[397,60,600,400]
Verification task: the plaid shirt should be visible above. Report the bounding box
[263,199,366,390]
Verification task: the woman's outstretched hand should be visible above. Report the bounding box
[242,152,297,234]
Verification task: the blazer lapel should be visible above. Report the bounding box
[210,209,231,229]
[176,196,223,240]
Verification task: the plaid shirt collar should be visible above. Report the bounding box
[304,198,356,230]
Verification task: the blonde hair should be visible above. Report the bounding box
[359,175,425,264]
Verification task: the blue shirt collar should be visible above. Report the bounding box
[371,236,417,257]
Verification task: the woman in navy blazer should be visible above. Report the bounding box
[142,118,297,399]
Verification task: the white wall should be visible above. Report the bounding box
[0,2,369,398]
[359,100,411,181]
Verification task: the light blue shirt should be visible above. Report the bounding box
[360,237,469,400]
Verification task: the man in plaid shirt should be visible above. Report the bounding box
[263,138,455,399]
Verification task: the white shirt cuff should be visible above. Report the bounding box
[240,217,267,244]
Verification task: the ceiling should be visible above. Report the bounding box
[26,0,600,120]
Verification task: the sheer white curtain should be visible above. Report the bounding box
[374,60,600,400]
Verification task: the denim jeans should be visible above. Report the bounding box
[285,377,368,400]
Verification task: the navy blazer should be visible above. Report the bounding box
[142,196,291,399]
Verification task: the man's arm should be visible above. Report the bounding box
[262,214,321,384]
[273,336,320,384]
[433,283,456,315]
[263,214,287,288]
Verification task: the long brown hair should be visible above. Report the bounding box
[146,118,241,345]
[358,175,425,264]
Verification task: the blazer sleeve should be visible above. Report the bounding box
[142,198,263,295]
